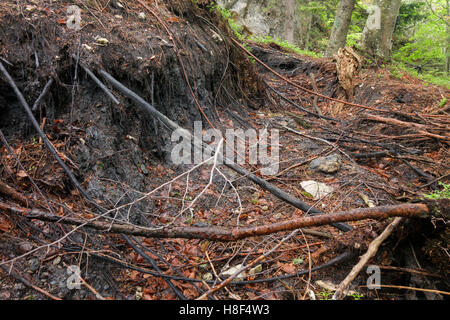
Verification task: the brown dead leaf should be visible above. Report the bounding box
[0,216,12,232]
[17,170,28,178]
[278,262,296,274]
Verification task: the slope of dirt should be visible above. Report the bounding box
[0,1,448,301]
[0,0,264,221]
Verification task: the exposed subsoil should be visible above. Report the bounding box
[0,0,448,300]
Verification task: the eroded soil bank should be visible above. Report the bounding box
[0,0,448,300]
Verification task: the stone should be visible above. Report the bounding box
[202,272,213,281]
[18,242,33,253]
[217,0,309,47]
[29,258,40,272]
[300,180,334,200]
[308,154,342,173]
[249,264,262,276]
[221,264,246,280]
[140,164,149,175]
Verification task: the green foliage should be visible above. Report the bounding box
[249,35,323,58]
[395,1,428,33]
[350,292,364,300]
[393,19,446,72]
[213,4,246,40]
[387,63,450,89]
[97,162,104,170]
[318,290,333,300]
[346,32,362,48]
[423,182,450,200]
[392,0,449,87]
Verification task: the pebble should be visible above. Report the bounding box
[52,256,61,265]
[29,258,40,272]
[202,273,213,281]
[18,243,33,253]
[140,164,149,175]
[14,283,25,290]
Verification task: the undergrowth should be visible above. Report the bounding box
[423,182,450,200]
[388,64,450,89]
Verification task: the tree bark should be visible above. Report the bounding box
[284,0,296,43]
[297,0,313,48]
[360,0,402,59]
[326,0,356,57]
[446,0,449,75]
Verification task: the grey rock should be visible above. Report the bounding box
[18,242,33,253]
[308,154,342,173]
[140,164,149,175]
[14,283,25,290]
[29,258,40,272]
[217,0,311,48]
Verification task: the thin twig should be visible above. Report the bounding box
[359,284,450,296]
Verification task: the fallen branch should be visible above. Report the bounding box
[365,114,450,141]
[359,284,450,296]
[0,180,30,207]
[0,201,432,241]
[378,265,444,279]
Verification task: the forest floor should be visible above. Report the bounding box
[0,0,448,300]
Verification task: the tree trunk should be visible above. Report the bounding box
[446,0,449,75]
[292,0,313,48]
[284,0,296,43]
[360,0,402,59]
[326,0,356,57]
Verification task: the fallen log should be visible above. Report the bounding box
[1,201,440,241]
